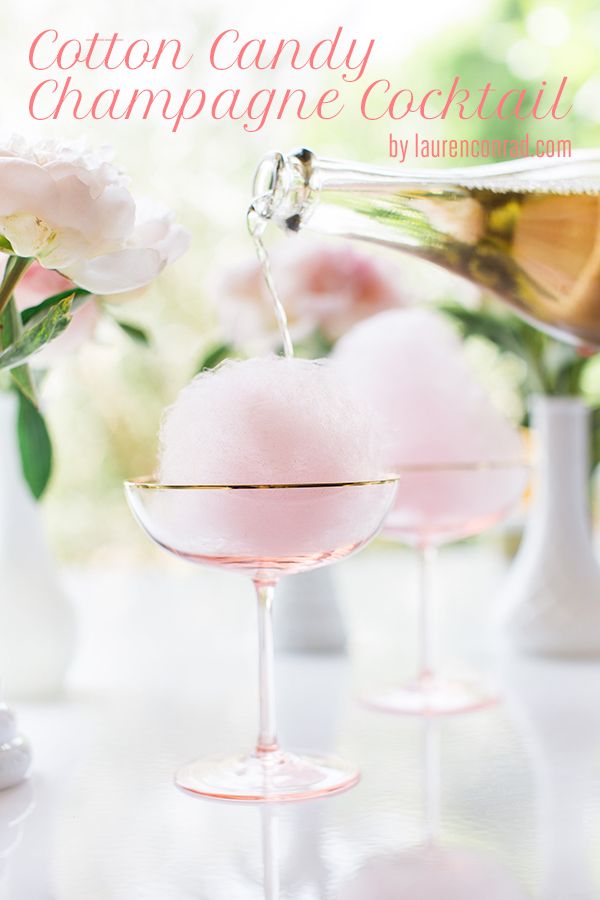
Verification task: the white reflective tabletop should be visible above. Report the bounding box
[2,544,599,899]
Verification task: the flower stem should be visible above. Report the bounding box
[0,256,32,319]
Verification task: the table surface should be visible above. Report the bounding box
[1,542,600,899]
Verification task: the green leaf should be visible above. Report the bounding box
[0,295,72,371]
[195,342,234,373]
[545,343,587,396]
[0,297,39,406]
[21,287,90,326]
[16,389,52,498]
[114,320,150,345]
[591,406,600,472]
[441,303,523,354]
[441,301,552,395]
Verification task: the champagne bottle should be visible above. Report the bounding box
[251,149,600,346]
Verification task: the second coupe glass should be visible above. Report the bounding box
[366,461,529,716]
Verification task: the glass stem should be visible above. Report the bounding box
[417,544,437,683]
[254,579,279,755]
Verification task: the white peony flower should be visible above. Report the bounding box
[0,136,190,293]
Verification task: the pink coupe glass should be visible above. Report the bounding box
[366,460,529,716]
[125,477,397,801]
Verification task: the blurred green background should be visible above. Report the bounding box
[4,0,597,562]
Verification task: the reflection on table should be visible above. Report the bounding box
[0,546,599,897]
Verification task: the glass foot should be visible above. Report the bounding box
[364,674,499,716]
[175,749,360,802]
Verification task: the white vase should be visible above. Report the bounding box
[0,392,76,698]
[274,567,347,653]
[499,395,600,658]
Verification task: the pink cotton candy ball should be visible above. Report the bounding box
[333,308,526,543]
[158,356,384,485]
[156,357,391,561]
[333,308,523,467]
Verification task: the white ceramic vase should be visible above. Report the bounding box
[499,395,600,657]
[0,391,76,698]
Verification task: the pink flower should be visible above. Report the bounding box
[14,262,74,309]
[214,240,411,351]
[577,344,597,359]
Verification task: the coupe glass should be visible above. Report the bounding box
[125,477,397,801]
[366,461,529,716]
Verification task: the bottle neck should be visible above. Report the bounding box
[251,148,466,234]
[252,149,600,228]
[251,147,600,240]
[251,148,478,265]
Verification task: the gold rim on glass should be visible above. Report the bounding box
[125,476,399,491]
[390,459,531,474]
